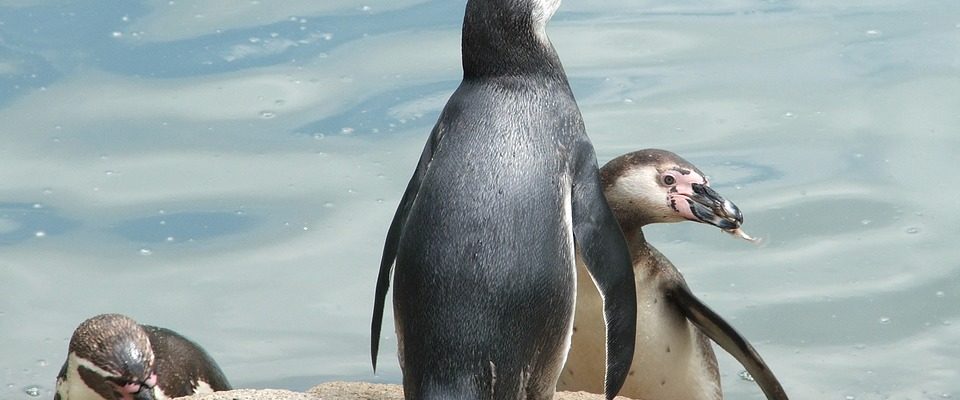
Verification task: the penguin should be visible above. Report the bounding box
[557,149,789,400]
[55,313,231,400]
[370,0,638,399]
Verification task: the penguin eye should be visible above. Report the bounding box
[661,174,676,186]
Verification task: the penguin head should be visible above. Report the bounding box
[600,149,743,231]
[67,314,158,400]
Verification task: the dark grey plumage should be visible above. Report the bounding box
[371,0,637,399]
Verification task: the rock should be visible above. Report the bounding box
[175,388,313,400]
[175,381,628,399]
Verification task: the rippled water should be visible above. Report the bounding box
[1,1,958,399]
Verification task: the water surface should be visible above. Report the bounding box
[1,1,958,399]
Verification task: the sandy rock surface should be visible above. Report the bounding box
[175,381,630,399]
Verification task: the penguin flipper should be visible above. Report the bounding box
[667,283,789,400]
[371,124,444,372]
[571,147,637,400]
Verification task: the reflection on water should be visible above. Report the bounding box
[1,1,958,399]
[0,203,79,245]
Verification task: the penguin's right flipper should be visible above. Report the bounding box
[571,145,638,400]
[667,282,789,400]
[370,124,445,372]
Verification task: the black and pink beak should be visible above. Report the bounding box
[670,182,743,230]
[689,183,743,229]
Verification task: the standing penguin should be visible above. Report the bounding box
[55,313,231,400]
[558,149,788,400]
[370,0,638,399]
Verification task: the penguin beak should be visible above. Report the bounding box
[672,183,743,230]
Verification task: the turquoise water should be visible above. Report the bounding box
[1,1,958,399]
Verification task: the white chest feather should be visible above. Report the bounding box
[559,259,721,400]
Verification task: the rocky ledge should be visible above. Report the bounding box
[175,381,631,399]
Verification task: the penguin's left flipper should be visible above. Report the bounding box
[370,125,444,372]
[667,282,790,400]
[571,147,638,400]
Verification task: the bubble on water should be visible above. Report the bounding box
[139,248,153,256]
[323,202,334,208]
[737,370,754,382]
[865,29,881,36]
[376,199,384,204]
[340,127,355,135]
[361,5,372,11]
[879,317,891,324]
[274,99,286,107]
[860,219,871,225]
[854,343,867,350]
[34,231,46,238]
[782,112,796,119]
[845,396,856,400]
[37,360,47,367]
[259,111,276,119]
[32,203,43,209]
[165,236,175,242]
[936,291,945,298]
[111,31,123,38]
[623,98,634,103]
[42,188,53,195]
[121,15,129,22]
[23,385,41,397]
[105,170,115,176]
[905,227,920,234]
[942,392,952,398]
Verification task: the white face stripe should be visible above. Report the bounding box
[532,0,561,24]
[61,353,117,400]
[71,353,121,378]
[531,0,562,43]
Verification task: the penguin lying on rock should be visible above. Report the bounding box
[559,149,788,400]
[55,313,231,400]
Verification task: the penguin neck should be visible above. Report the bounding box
[461,0,566,80]
[610,212,658,266]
